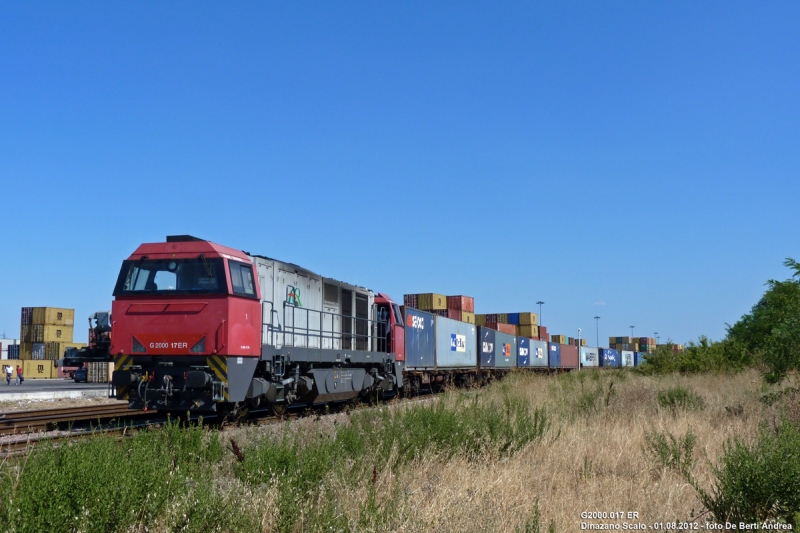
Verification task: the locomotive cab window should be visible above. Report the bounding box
[230,260,256,297]
[113,258,227,296]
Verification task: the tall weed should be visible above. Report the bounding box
[0,421,222,533]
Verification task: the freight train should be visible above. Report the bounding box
[109,236,640,416]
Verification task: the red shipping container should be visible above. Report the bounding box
[485,323,516,335]
[446,296,474,313]
[538,326,547,336]
[403,294,419,309]
[431,309,462,321]
[540,332,550,342]
[484,314,498,324]
[560,344,579,368]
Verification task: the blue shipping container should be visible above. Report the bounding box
[435,316,477,368]
[6,344,20,360]
[479,327,496,368]
[599,348,620,368]
[403,308,436,370]
[530,339,549,367]
[548,343,561,368]
[494,331,517,368]
[517,337,530,367]
[508,313,520,325]
[634,352,647,367]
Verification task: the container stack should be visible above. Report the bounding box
[475,311,544,340]
[609,336,639,352]
[403,294,476,325]
[637,337,656,353]
[539,326,549,342]
[656,343,685,352]
[447,295,475,324]
[87,361,111,383]
[20,307,75,361]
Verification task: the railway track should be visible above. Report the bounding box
[0,389,440,458]
[0,403,147,436]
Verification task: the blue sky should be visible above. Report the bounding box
[1,2,798,345]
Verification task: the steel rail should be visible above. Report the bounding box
[0,403,145,436]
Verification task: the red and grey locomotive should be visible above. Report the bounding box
[110,236,406,415]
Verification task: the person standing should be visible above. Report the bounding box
[4,365,11,385]
[15,365,23,385]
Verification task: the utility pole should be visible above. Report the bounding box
[536,301,544,325]
[594,316,600,347]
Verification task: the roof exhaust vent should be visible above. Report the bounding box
[166,235,204,242]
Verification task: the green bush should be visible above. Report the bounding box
[640,337,751,375]
[643,429,696,476]
[657,386,705,411]
[696,422,800,525]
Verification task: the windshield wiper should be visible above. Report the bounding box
[198,254,214,279]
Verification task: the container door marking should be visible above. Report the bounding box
[450,334,466,352]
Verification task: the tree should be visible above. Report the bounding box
[727,258,800,383]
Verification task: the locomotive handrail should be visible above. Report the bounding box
[280,302,383,353]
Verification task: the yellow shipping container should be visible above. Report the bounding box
[32,325,73,343]
[497,313,509,324]
[580,339,587,346]
[551,334,567,344]
[20,325,32,342]
[517,325,539,338]
[461,311,475,324]
[416,293,447,311]
[518,312,538,326]
[20,342,33,359]
[23,359,54,379]
[32,307,75,326]
[43,342,85,360]
[475,314,487,326]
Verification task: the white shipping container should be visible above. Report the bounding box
[621,350,635,367]
[581,347,599,367]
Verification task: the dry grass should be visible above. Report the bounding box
[210,369,784,532]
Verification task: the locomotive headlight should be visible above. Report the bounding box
[190,337,206,353]
[132,337,146,353]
